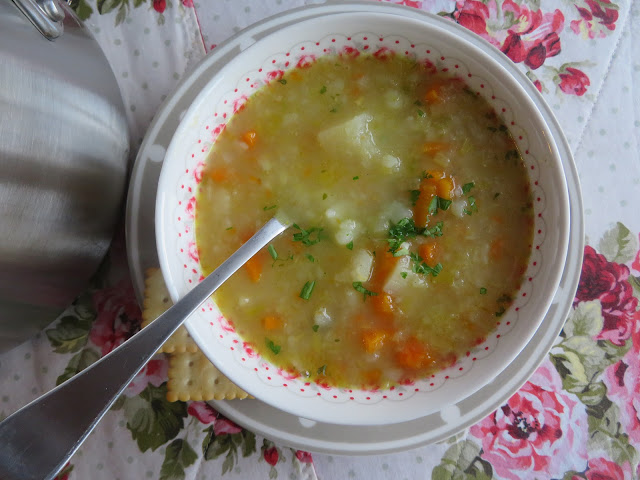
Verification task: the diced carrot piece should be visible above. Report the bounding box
[244,254,263,282]
[262,315,283,330]
[362,330,387,353]
[435,177,454,200]
[419,242,439,268]
[209,167,230,183]
[371,292,395,317]
[369,250,400,291]
[413,182,437,229]
[395,337,435,370]
[242,130,257,148]
[422,142,449,156]
[424,88,440,104]
[489,238,504,260]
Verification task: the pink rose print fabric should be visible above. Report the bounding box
[574,246,638,345]
[471,360,588,480]
[452,0,564,69]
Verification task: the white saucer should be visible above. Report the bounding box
[125,1,584,455]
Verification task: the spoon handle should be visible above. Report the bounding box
[0,217,288,480]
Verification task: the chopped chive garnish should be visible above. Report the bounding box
[312,324,319,332]
[320,85,327,94]
[352,282,378,300]
[480,287,487,295]
[265,338,281,355]
[299,281,316,300]
[317,365,327,375]
[267,244,278,260]
[462,182,475,194]
[305,254,315,263]
[346,241,354,250]
[263,205,277,211]
[278,79,287,85]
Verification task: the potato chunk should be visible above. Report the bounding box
[317,113,380,162]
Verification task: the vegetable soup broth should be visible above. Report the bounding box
[196,54,533,389]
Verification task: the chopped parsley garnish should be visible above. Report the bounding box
[409,252,443,277]
[495,306,506,317]
[428,196,452,215]
[322,193,328,200]
[317,365,327,375]
[353,176,359,180]
[299,281,316,300]
[267,244,278,260]
[417,109,425,117]
[352,282,378,300]
[292,224,323,246]
[225,226,233,231]
[278,79,287,85]
[387,218,420,254]
[346,241,354,250]
[480,287,487,295]
[330,107,338,113]
[463,196,478,215]
[423,221,443,238]
[263,205,277,211]
[462,182,475,194]
[320,85,327,94]
[423,171,434,179]
[305,254,315,263]
[409,189,421,206]
[312,324,319,332]
[265,338,281,355]
[401,272,408,279]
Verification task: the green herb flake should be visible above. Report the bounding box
[409,252,443,277]
[463,196,478,215]
[417,109,425,117]
[322,193,328,200]
[305,254,315,263]
[438,197,452,211]
[330,107,338,113]
[353,176,359,180]
[495,306,506,317]
[387,217,419,254]
[462,182,475,194]
[317,365,327,376]
[346,241,354,250]
[292,224,323,246]
[312,324,319,332]
[225,226,233,231]
[320,85,327,94]
[505,150,520,163]
[494,192,501,200]
[299,281,316,300]
[401,272,408,279]
[263,205,277,211]
[278,79,287,85]
[423,221,444,238]
[352,281,378,300]
[267,244,278,261]
[409,189,421,206]
[497,294,512,303]
[480,287,487,295]
[265,338,281,355]
[423,171,434,179]
[428,196,439,215]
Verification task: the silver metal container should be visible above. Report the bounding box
[0,0,129,352]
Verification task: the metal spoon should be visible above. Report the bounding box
[0,216,289,480]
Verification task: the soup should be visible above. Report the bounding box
[195,53,533,389]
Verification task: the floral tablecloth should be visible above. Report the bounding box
[2,0,640,479]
